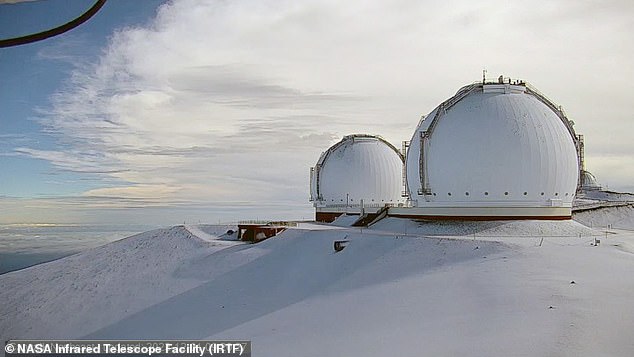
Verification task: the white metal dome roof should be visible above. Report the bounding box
[310,134,404,208]
[581,170,601,190]
[404,80,579,218]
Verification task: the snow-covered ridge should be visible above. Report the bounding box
[371,217,597,237]
[573,204,634,230]
[577,190,634,202]
[2,215,634,356]
[0,226,245,339]
[183,224,239,243]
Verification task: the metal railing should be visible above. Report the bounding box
[523,83,577,141]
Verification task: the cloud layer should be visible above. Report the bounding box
[13,0,634,222]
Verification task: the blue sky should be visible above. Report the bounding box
[1,0,164,196]
[1,0,633,225]
[0,0,190,224]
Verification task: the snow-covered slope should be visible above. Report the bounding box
[2,219,634,356]
[574,204,634,230]
[577,190,634,202]
[211,233,634,357]
[0,226,247,339]
[371,217,597,237]
[184,224,239,241]
[84,229,502,340]
[329,213,360,227]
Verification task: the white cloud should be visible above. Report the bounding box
[16,0,634,221]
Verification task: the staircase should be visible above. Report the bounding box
[351,206,390,227]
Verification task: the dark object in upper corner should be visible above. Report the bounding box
[0,0,107,48]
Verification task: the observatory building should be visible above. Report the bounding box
[394,78,580,220]
[580,170,602,191]
[310,134,405,222]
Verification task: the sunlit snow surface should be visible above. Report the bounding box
[2,210,634,356]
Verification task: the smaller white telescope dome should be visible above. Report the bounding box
[581,170,601,190]
[310,134,405,222]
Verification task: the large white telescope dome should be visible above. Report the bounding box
[310,134,405,222]
[403,80,579,219]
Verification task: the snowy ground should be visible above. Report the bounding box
[574,204,634,230]
[2,214,634,356]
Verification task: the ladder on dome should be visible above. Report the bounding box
[426,83,480,136]
[401,140,410,198]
